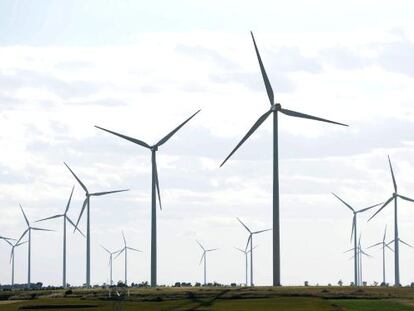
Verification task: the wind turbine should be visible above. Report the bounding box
[64,162,128,287]
[4,239,27,287]
[101,245,121,286]
[220,32,348,286]
[367,226,394,285]
[35,186,85,288]
[95,109,200,287]
[16,204,53,288]
[368,156,414,286]
[237,217,271,286]
[235,245,256,286]
[332,193,381,286]
[346,235,371,286]
[196,240,218,286]
[114,231,142,286]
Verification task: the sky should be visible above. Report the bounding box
[2,0,414,287]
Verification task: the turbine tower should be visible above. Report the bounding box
[237,218,271,286]
[16,204,52,289]
[35,186,85,288]
[368,156,414,286]
[64,162,128,287]
[332,193,381,286]
[101,245,121,286]
[114,231,141,286]
[196,240,218,286]
[4,239,26,287]
[367,226,394,285]
[95,110,200,286]
[220,32,348,286]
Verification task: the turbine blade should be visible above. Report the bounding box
[91,189,129,196]
[385,244,394,252]
[250,31,274,105]
[235,247,245,253]
[64,163,88,193]
[220,110,272,167]
[245,235,252,251]
[101,245,111,254]
[74,198,88,233]
[350,216,356,242]
[196,240,205,251]
[331,193,355,213]
[155,110,201,147]
[35,214,63,223]
[153,155,162,210]
[386,239,395,246]
[236,217,252,233]
[19,203,30,227]
[31,227,54,232]
[199,252,205,265]
[280,108,348,127]
[0,236,16,241]
[114,248,125,260]
[95,126,151,149]
[64,185,75,215]
[66,216,86,237]
[383,225,387,242]
[398,194,414,203]
[122,231,127,246]
[361,250,372,257]
[388,155,397,192]
[399,239,414,249]
[207,248,218,252]
[343,247,355,254]
[356,202,384,213]
[366,242,382,249]
[16,241,28,247]
[368,196,394,221]
[16,229,29,245]
[127,247,142,252]
[253,228,272,234]
[9,248,14,263]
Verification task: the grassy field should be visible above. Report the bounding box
[1,286,414,310]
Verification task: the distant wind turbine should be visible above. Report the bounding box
[95,109,200,286]
[368,156,414,286]
[35,186,85,288]
[332,193,381,286]
[346,235,371,286]
[64,162,129,287]
[367,226,394,285]
[4,239,27,287]
[220,32,348,286]
[114,231,142,286]
[101,245,121,286]
[237,217,271,286]
[235,245,256,286]
[196,240,218,286]
[16,204,53,288]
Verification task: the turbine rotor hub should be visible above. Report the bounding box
[151,146,158,152]
[271,103,281,111]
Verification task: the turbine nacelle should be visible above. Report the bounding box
[271,103,281,112]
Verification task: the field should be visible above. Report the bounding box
[1,286,414,310]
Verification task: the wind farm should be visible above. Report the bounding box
[3,2,414,308]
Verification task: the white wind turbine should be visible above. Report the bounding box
[367,226,394,285]
[64,162,128,287]
[114,231,141,286]
[237,218,271,286]
[101,245,122,286]
[16,204,53,288]
[196,240,218,286]
[35,186,85,288]
[4,239,27,287]
[235,245,256,286]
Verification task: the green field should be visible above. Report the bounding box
[1,286,414,310]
